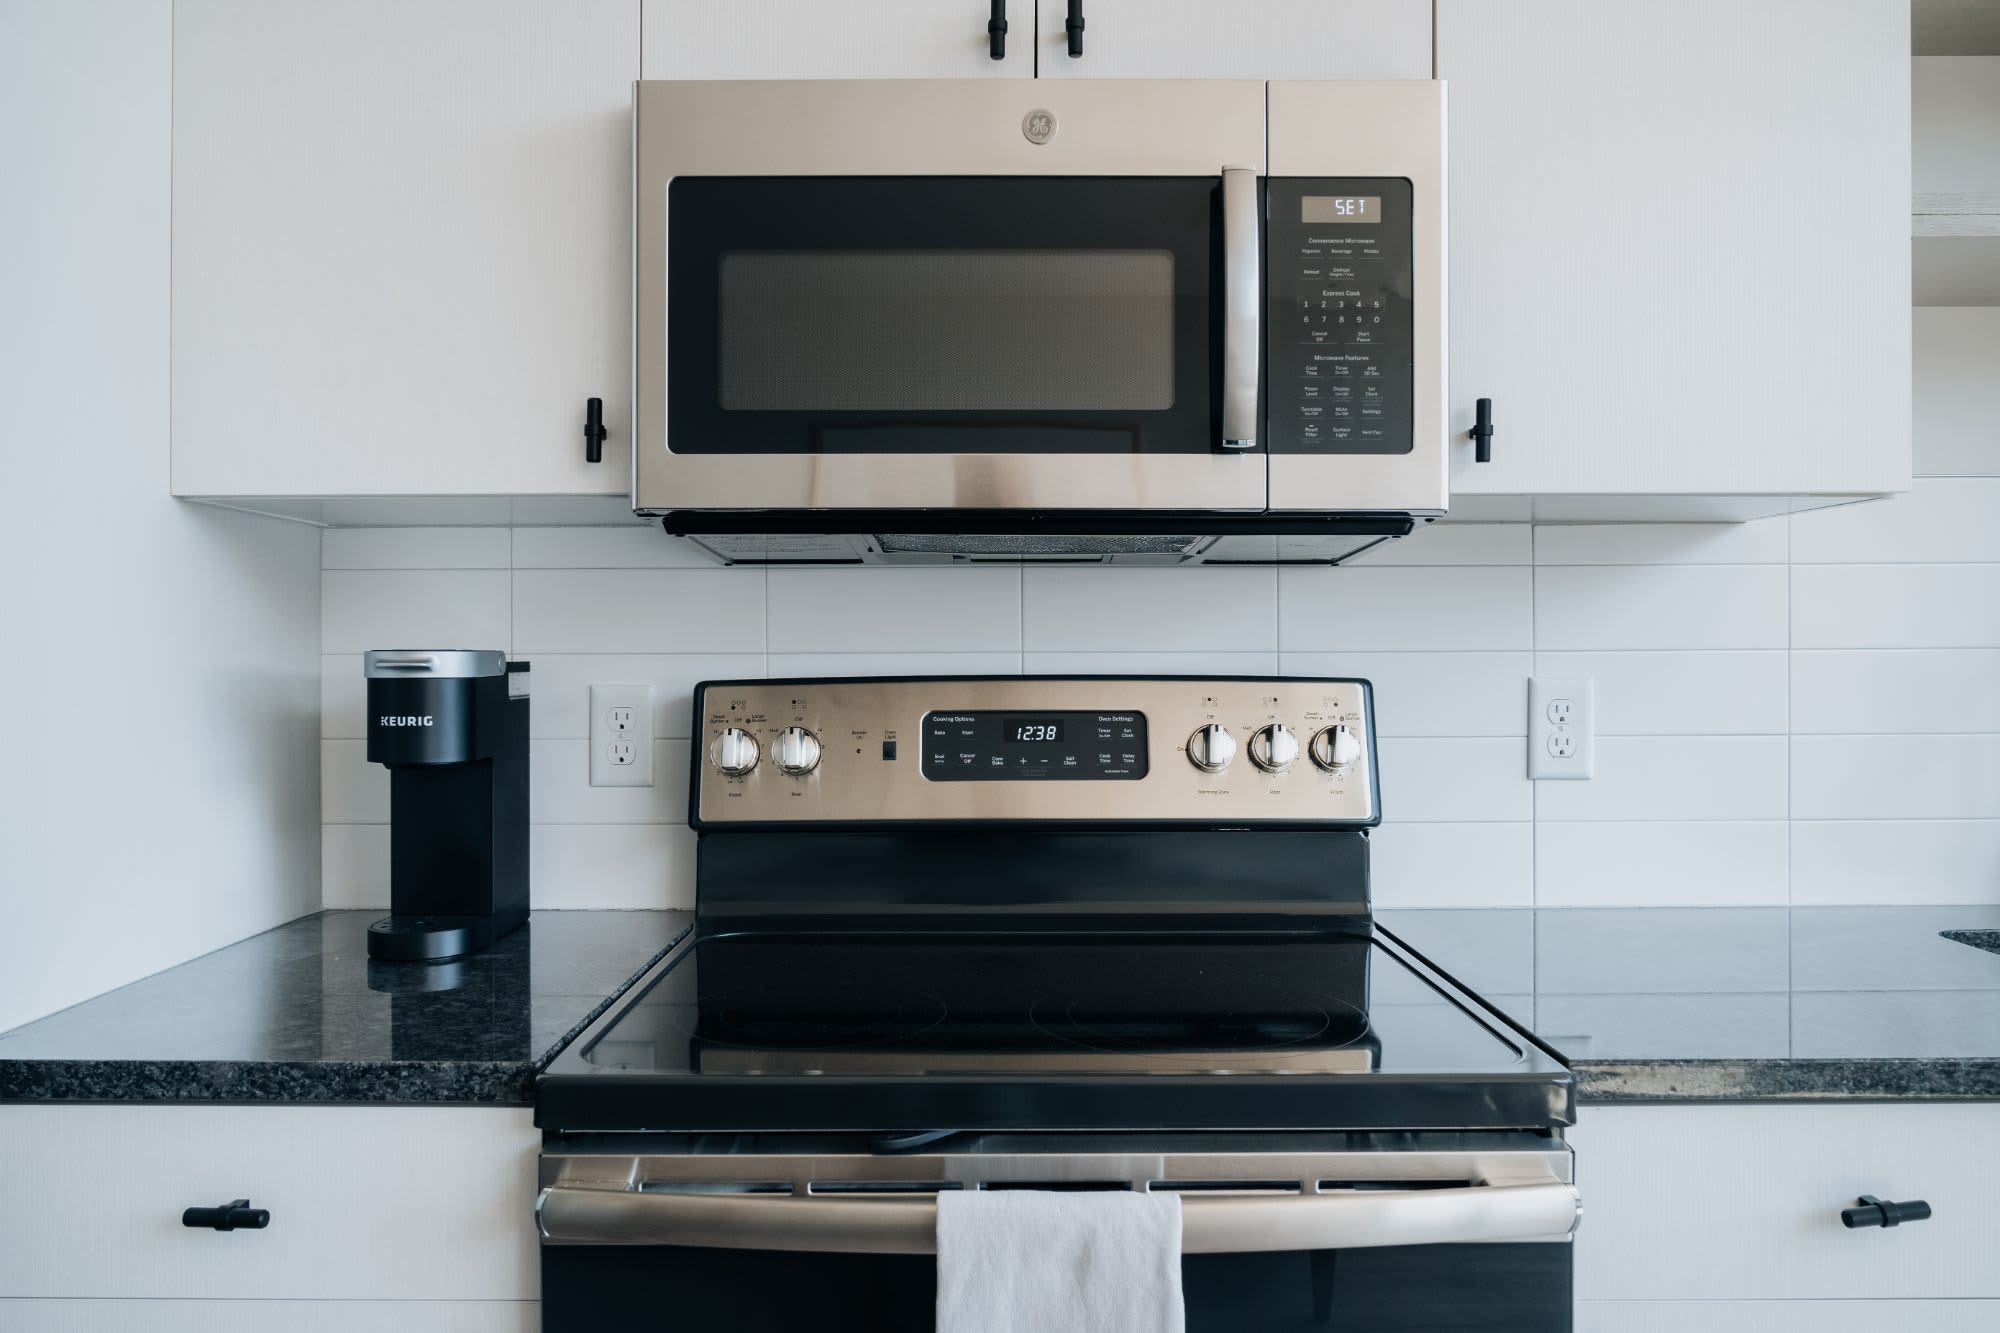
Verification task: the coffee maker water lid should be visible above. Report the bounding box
[363,650,507,679]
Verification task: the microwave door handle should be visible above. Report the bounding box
[1219,166,1260,451]
[535,1177,1579,1254]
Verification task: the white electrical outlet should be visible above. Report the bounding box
[1528,676,1594,780]
[590,684,654,787]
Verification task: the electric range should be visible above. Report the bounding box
[537,677,1578,1333]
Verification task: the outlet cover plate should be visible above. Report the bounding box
[590,683,655,787]
[1528,676,1594,780]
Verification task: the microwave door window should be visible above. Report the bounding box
[667,177,1224,457]
[717,250,1174,414]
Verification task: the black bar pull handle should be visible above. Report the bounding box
[988,0,1007,59]
[1841,1195,1931,1229]
[1066,0,1085,56]
[584,397,608,464]
[1471,398,1495,463]
[182,1198,270,1232]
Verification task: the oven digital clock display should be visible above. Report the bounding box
[923,711,1147,781]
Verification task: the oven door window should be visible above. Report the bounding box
[667,177,1223,455]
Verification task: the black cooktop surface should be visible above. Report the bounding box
[537,925,1572,1133]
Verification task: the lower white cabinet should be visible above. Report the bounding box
[0,1301,538,1332]
[1570,1103,2000,1302]
[0,1105,539,1303]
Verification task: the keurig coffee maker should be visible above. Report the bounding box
[363,650,529,961]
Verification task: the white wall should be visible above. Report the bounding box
[317,476,2000,913]
[0,0,322,1031]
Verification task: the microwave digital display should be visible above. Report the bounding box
[1301,195,1382,224]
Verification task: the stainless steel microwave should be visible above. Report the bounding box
[633,80,1446,565]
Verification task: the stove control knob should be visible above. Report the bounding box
[709,726,760,777]
[1310,723,1364,773]
[772,725,822,777]
[1186,723,1237,773]
[1248,723,1300,774]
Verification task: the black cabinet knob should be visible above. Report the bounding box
[1066,0,1085,56]
[182,1198,270,1232]
[583,397,609,464]
[988,0,1007,59]
[1841,1195,1931,1229]
[1471,398,1495,463]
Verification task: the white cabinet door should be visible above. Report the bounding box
[642,0,1030,78]
[0,1105,539,1301]
[171,0,637,497]
[1438,0,1911,499]
[1034,0,1429,79]
[1570,1103,2000,1301]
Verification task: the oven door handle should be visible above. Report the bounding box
[1219,165,1260,452]
[536,1178,1579,1254]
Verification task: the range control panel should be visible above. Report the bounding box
[693,677,1377,826]
[1266,176,1415,457]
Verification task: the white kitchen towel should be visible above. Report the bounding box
[935,1188,1185,1333]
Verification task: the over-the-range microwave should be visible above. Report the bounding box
[633,79,1445,565]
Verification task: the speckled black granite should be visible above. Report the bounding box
[0,909,691,1104]
[7,905,1995,1106]
[1943,928,2000,956]
[1379,905,2000,1103]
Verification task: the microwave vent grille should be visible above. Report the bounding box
[874,533,1204,558]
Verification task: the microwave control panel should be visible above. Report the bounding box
[1265,177,1415,457]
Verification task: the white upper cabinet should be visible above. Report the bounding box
[642,0,1030,79]
[1438,0,1912,500]
[171,0,638,498]
[1034,0,1430,79]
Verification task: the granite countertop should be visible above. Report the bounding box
[1379,905,2000,1102]
[5,904,1994,1107]
[0,910,691,1105]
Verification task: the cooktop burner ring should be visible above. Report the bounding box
[1027,974,1372,1055]
[670,982,950,1050]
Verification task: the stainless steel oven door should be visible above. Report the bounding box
[633,80,1267,516]
[539,1133,1577,1332]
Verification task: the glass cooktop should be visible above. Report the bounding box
[538,927,1574,1133]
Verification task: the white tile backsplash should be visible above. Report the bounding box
[322,569,510,654]
[1023,567,1273,651]
[1791,820,2000,905]
[1535,823,1790,908]
[1279,566,1533,650]
[1792,734,2000,820]
[317,477,2000,911]
[1368,823,1534,907]
[514,568,766,654]
[769,567,1021,652]
[1535,565,1787,650]
[1792,564,2000,648]
[1791,650,2000,734]
[1377,738,1534,822]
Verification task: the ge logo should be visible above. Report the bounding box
[1021,109,1058,145]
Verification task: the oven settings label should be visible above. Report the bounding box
[921,711,1148,782]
